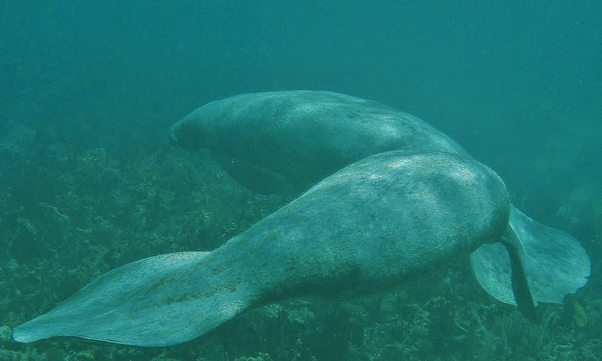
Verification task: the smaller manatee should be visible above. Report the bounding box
[170,90,469,194]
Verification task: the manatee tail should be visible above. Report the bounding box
[470,206,591,314]
[12,251,253,347]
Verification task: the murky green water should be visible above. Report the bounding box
[1,1,600,360]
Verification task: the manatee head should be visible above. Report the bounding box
[170,114,205,151]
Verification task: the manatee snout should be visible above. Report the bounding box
[168,124,180,145]
[169,119,203,151]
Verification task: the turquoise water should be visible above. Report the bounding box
[0,1,600,360]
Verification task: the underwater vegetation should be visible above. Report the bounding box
[0,123,601,361]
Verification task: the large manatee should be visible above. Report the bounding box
[14,152,513,346]
[170,91,590,310]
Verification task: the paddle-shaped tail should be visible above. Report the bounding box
[12,251,255,347]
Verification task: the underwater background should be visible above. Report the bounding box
[0,1,600,360]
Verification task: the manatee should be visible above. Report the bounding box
[171,91,590,309]
[170,90,470,194]
[13,152,513,346]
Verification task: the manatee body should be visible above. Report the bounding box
[12,152,509,347]
[170,90,469,193]
[171,91,590,309]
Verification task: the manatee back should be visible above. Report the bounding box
[234,151,510,298]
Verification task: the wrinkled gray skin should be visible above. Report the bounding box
[12,152,509,347]
[170,91,590,308]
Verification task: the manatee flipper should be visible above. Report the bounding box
[471,206,591,309]
[499,226,538,322]
[213,152,295,194]
[11,251,252,347]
